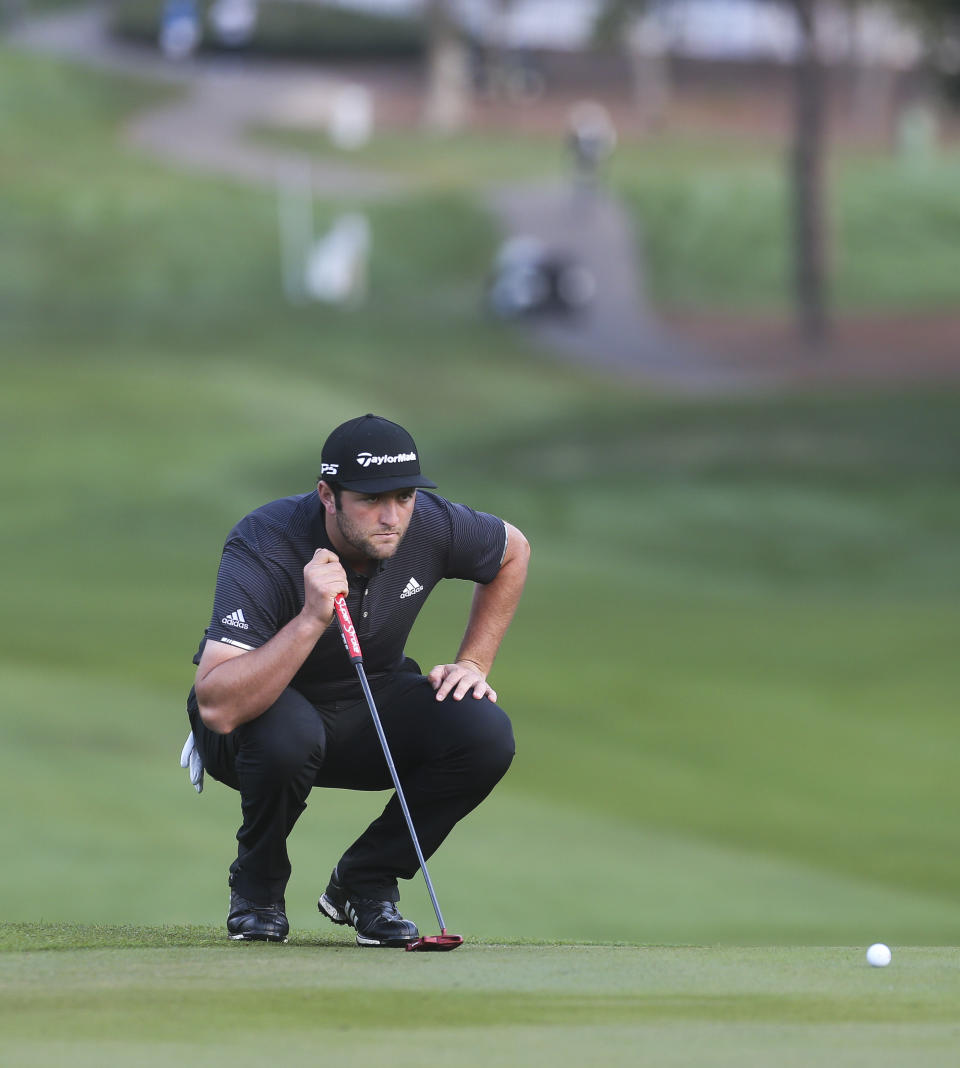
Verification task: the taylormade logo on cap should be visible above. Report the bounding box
[356,451,417,468]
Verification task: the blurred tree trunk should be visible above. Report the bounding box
[791,0,830,346]
[488,0,512,90]
[594,0,671,130]
[848,1,897,145]
[422,0,471,132]
[625,16,672,130]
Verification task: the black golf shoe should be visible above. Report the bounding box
[227,889,289,943]
[318,871,419,948]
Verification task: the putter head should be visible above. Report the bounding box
[405,930,463,952]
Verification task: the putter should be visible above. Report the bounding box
[334,594,463,952]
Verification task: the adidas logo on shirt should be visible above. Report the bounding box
[400,576,424,599]
[222,609,250,630]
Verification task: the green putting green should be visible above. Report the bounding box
[2,929,959,1066]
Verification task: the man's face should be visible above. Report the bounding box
[324,486,417,564]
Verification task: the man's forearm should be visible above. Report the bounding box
[195,613,327,733]
[455,535,530,675]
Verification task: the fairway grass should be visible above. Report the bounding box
[2,928,959,1067]
[4,610,960,947]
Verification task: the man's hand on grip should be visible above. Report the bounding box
[303,548,348,627]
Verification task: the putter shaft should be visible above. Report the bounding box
[334,595,448,935]
[352,657,447,934]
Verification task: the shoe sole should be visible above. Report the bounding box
[318,893,349,926]
[319,894,418,948]
[355,933,418,948]
[228,932,289,943]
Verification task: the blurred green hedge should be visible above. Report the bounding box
[109,0,426,59]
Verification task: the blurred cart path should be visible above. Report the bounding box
[7,3,407,198]
[485,183,753,391]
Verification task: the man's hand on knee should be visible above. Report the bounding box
[427,660,497,703]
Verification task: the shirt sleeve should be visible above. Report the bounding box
[443,501,507,584]
[203,538,286,652]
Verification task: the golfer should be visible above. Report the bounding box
[185,414,529,946]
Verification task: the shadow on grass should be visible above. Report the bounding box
[0,923,653,952]
[0,922,351,952]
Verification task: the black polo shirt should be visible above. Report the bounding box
[193,490,507,696]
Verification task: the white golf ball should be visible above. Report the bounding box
[866,943,892,967]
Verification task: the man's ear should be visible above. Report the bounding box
[317,481,337,515]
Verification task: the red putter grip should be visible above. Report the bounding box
[334,595,363,663]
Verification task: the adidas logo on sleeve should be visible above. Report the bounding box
[399,577,424,599]
[222,609,250,630]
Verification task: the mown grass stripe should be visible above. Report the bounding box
[1,988,956,1034]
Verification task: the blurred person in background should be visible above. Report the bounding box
[183,414,529,946]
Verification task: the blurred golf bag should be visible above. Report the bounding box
[486,236,595,320]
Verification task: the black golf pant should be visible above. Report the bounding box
[187,670,515,906]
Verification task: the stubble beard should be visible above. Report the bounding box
[334,509,408,562]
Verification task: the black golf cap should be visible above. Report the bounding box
[319,414,437,494]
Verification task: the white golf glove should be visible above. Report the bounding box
[180,731,204,794]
